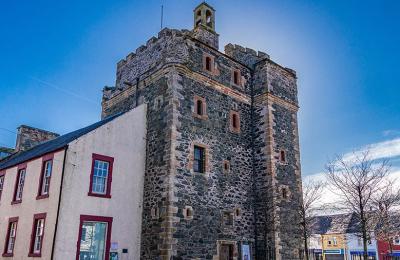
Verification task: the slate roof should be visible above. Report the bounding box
[0,112,123,171]
[311,213,359,234]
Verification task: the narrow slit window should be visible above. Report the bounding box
[232,114,238,128]
[282,188,287,199]
[196,100,203,115]
[205,57,212,71]
[233,71,240,85]
[193,146,205,173]
[280,150,286,162]
[230,111,240,133]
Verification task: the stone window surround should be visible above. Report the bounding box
[76,215,113,260]
[229,110,241,133]
[88,153,114,199]
[12,163,27,205]
[279,185,291,201]
[183,206,194,220]
[279,149,287,163]
[222,160,230,174]
[28,213,47,257]
[203,53,215,74]
[2,216,19,257]
[193,95,208,120]
[235,208,241,219]
[188,142,210,175]
[36,153,54,200]
[151,207,160,219]
[231,69,242,87]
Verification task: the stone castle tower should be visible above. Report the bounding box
[102,3,303,259]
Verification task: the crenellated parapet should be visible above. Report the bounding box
[113,28,191,93]
[224,43,269,69]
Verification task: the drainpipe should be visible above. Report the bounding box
[51,145,69,260]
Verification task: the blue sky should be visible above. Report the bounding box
[1,0,399,176]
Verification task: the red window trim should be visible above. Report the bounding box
[88,153,114,198]
[11,164,27,204]
[2,216,19,257]
[0,171,5,202]
[37,153,54,200]
[76,215,113,260]
[28,213,47,257]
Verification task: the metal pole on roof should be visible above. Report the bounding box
[161,5,164,29]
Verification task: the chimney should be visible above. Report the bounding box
[15,125,60,152]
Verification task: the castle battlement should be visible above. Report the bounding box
[224,43,270,69]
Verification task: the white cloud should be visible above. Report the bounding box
[342,137,400,162]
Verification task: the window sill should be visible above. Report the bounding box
[88,192,111,199]
[36,194,49,200]
[11,200,22,205]
[229,129,241,134]
[2,253,13,257]
[192,113,208,120]
[28,253,42,257]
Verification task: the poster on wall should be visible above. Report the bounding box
[110,252,119,260]
[242,244,251,260]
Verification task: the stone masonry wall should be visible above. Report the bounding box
[101,24,303,259]
[15,125,59,152]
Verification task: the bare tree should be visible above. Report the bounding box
[325,150,390,260]
[373,179,400,255]
[299,180,325,260]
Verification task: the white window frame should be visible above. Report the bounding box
[41,160,52,195]
[15,169,26,201]
[33,219,45,254]
[92,160,110,195]
[7,222,17,254]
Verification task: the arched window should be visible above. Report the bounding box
[196,100,203,115]
[206,10,212,27]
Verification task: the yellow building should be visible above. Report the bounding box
[322,233,347,260]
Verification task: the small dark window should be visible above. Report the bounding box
[282,188,287,199]
[194,146,205,173]
[205,57,212,71]
[280,150,286,162]
[196,100,203,115]
[186,208,192,217]
[223,212,233,226]
[223,160,230,174]
[232,114,238,128]
[197,10,201,16]
[233,71,239,85]
[235,208,241,217]
[196,19,202,27]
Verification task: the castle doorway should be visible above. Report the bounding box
[219,244,234,260]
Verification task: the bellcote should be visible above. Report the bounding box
[193,2,216,32]
[192,2,219,49]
